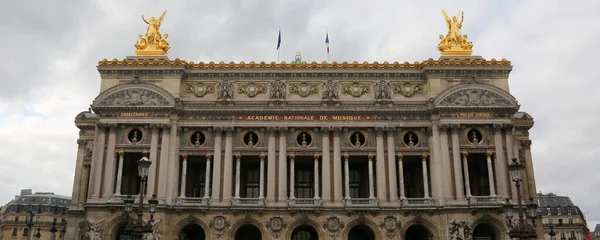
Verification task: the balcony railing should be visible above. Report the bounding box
[344,198,378,207]
[175,197,208,206]
[403,198,434,206]
[109,194,140,203]
[468,196,503,205]
[231,198,265,207]
[288,198,322,207]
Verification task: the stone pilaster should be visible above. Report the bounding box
[69,139,87,209]
[222,127,234,204]
[450,124,465,200]
[211,127,223,204]
[375,128,387,202]
[277,127,288,204]
[101,124,118,200]
[266,127,277,204]
[165,122,179,204]
[332,128,343,204]
[386,127,398,204]
[147,124,160,197]
[89,124,107,200]
[438,124,453,202]
[157,124,170,202]
[493,124,509,199]
[320,127,332,204]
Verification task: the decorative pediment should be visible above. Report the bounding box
[435,84,517,108]
[93,84,175,108]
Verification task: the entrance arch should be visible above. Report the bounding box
[348,225,375,240]
[114,222,132,240]
[405,224,433,240]
[291,225,319,240]
[472,223,498,240]
[178,224,206,240]
[234,224,262,240]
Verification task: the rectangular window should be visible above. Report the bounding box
[36,216,40,224]
[547,207,552,215]
[295,165,314,199]
[567,208,572,215]
[349,169,362,198]
[557,207,561,215]
[558,219,563,225]
[12,228,18,236]
[243,168,260,198]
[568,218,573,224]
[561,232,566,238]
[22,228,28,237]
[15,216,19,223]
[548,219,553,225]
[570,231,575,237]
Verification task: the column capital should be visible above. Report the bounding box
[332,127,342,136]
[213,126,224,132]
[421,153,428,160]
[206,153,212,160]
[438,124,450,132]
[368,154,374,161]
[224,127,235,134]
[314,153,320,160]
[320,126,333,132]
[235,154,241,161]
[520,140,532,148]
[118,150,124,157]
[396,153,404,161]
[77,139,87,146]
[385,126,396,133]
[160,124,171,131]
[181,153,188,160]
[259,154,266,160]
[96,123,110,130]
[450,124,461,133]
[462,151,468,158]
[375,126,385,135]
[343,153,350,160]
[288,154,295,160]
[149,124,160,133]
[277,126,289,132]
[267,126,278,136]
[492,124,504,133]
[107,123,118,130]
[486,151,494,157]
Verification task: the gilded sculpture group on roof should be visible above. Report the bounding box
[131,9,475,57]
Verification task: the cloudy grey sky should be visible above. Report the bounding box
[1,0,598,229]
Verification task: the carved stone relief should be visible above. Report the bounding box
[374,80,392,101]
[439,88,512,106]
[322,80,340,101]
[380,216,400,239]
[269,79,287,100]
[217,80,235,101]
[142,219,162,240]
[85,220,105,240]
[237,81,267,98]
[185,82,215,97]
[448,220,472,240]
[209,215,230,239]
[265,216,288,240]
[341,81,371,97]
[95,88,171,106]
[323,216,344,239]
[393,82,423,97]
[289,82,319,97]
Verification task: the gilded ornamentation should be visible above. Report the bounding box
[185,83,215,97]
[341,81,371,97]
[135,11,170,56]
[322,80,339,101]
[209,216,230,231]
[448,220,472,240]
[380,216,400,239]
[237,82,267,98]
[95,88,171,106]
[438,10,473,56]
[217,80,235,101]
[269,79,286,100]
[289,82,319,97]
[374,80,392,101]
[393,82,423,97]
[439,89,512,106]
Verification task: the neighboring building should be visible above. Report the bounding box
[0,190,70,240]
[539,192,589,240]
[591,223,600,239]
[66,10,544,239]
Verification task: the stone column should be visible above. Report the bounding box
[259,154,265,199]
[522,140,537,200]
[277,128,288,203]
[289,155,295,199]
[462,152,472,197]
[333,128,343,203]
[266,128,277,203]
[165,123,179,204]
[102,124,117,199]
[115,151,124,195]
[343,154,350,199]
[505,125,518,201]
[486,151,497,196]
[204,153,212,199]
[157,125,170,202]
[375,129,387,202]
[320,128,331,204]
[397,154,405,199]
[222,128,234,203]
[422,154,430,198]
[234,154,241,199]
[147,125,160,197]
[438,125,453,201]
[211,127,223,203]
[314,154,320,199]
[493,124,509,199]
[428,125,442,202]
[70,139,87,208]
[450,124,465,199]
[179,154,188,198]
[89,124,107,200]
[386,128,398,203]
[368,154,375,199]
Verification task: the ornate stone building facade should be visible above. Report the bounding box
[66,10,545,240]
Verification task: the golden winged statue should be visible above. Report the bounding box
[135,10,170,56]
[437,9,473,56]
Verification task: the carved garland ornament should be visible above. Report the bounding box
[439,88,512,106]
[289,82,319,97]
[380,216,400,239]
[393,82,423,97]
[323,216,344,236]
[237,82,267,98]
[341,81,371,97]
[96,88,171,106]
[266,216,288,239]
[185,83,215,97]
[209,216,230,231]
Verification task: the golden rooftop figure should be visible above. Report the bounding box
[135,10,170,56]
[438,9,473,56]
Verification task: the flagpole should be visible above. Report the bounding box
[326,26,330,63]
[277,26,281,63]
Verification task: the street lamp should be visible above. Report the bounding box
[60,220,67,239]
[507,157,537,239]
[123,156,155,240]
[548,223,557,240]
[33,227,41,239]
[50,218,57,240]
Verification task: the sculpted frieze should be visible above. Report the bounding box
[322,80,340,101]
[185,82,216,97]
[269,79,287,100]
[237,81,267,98]
[95,88,171,107]
[393,82,423,97]
[217,80,235,101]
[341,81,370,97]
[439,88,512,107]
[289,82,319,97]
[448,220,472,240]
[374,80,392,101]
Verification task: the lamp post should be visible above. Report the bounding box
[25,211,34,240]
[548,223,557,240]
[507,157,537,239]
[33,227,41,239]
[60,220,67,239]
[50,218,57,240]
[123,156,157,240]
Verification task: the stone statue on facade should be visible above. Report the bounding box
[142,219,162,240]
[374,80,391,101]
[85,220,104,240]
[448,220,472,240]
[217,80,235,101]
[322,80,339,102]
[269,79,286,100]
[135,11,170,56]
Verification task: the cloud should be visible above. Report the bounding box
[0,0,598,230]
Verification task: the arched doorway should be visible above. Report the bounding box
[178,224,206,240]
[234,224,262,240]
[472,223,497,240]
[348,225,375,240]
[405,224,433,240]
[291,225,319,240]
[113,222,133,240]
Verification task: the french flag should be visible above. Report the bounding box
[325,33,330,53]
